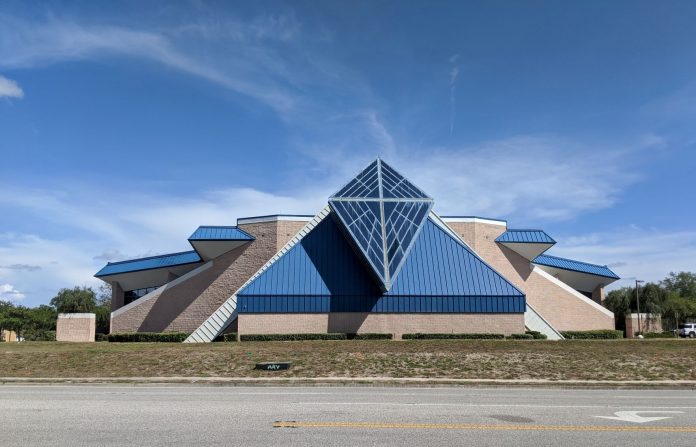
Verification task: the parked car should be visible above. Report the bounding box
[678,323,696,338]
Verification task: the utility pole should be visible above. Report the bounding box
[635,279,644,336]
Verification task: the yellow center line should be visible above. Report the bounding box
[273,421,696,433]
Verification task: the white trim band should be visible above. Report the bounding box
[441,216,507,227]
[237,215,313,225]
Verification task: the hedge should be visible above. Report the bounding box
[525,330,548,340]
[240,333,348,342]
[107,332,190,342]
[346,333,393,340]
[643,332,677,339]
[506,333,534,340]
[223,333,238,342]
[560,330,623,340]
[95,333,108,342]
[402,333,505,340]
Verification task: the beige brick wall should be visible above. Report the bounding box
[446,221,614,331]
[111,219,308,334]
[56,314,96,342]
[625,313,662,338]
[238,313,524,339]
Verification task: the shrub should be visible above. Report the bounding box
[240,333,347,342]
[107,332,189,342]
[346,333,393,340]
[560,330,623,340]
[525,330,548,340]
[223,333,238,342]
[95,333,108,342]
[506,333,534,340]
[402,333,505,340]
[643,331,677,339]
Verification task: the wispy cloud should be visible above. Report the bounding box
[0,13,369,120]
[0,264,41,272]
[0,74,23,98]
[448,54,460,135]
[0,283,25,301]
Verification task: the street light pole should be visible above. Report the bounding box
[635,279,644,336]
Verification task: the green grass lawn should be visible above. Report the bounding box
[1,340,694,381]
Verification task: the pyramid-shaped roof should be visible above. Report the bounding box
[236,215,525,313]
[329,159,434,291]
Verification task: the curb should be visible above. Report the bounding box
[2,377,696,389]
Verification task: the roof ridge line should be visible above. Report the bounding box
[103,250,199,266]
[537,253,610,268]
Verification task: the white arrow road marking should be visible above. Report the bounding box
[595,411,684,424]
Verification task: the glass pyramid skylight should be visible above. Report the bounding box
[329,159,434,291]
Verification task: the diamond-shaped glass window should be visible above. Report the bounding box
[329,159,434,291]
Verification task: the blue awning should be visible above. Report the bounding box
[95,251,202,277]
[533,254,619,279]
[496,229,555,244]
[188,226,255,241]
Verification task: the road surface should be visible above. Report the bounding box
[1,385,695,446]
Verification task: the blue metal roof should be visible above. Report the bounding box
[94,251,202,277]
[237,214,525,313]
[188,226,255,241]
[496,229,556,244]
[533,254,619,279]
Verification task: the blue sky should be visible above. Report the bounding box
[1,0,695,306]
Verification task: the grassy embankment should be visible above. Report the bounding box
[1,339,694,381]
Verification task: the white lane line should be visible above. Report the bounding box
[293,402,696,409]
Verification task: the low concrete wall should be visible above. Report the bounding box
[625,313,662,338]
[56,313,96,342]
[238,313,525,339]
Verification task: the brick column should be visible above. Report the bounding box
[592,285,605,306]
[111,281,125,311]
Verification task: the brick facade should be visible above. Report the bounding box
[110,219,309,334]
[56,313,96,342]
[446,221,614,331]
[238,313,524,339]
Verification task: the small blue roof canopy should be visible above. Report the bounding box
[94,251,203,291]
[533,254,620,292]
[188,226,255,261]
[496,229,555,260]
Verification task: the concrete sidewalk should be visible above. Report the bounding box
[2,376,696,389]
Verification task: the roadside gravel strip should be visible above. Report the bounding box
[2,376,696,389]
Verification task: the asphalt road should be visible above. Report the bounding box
[1,385,696,446]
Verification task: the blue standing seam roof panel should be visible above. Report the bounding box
[533,254,619,279]
[495,229,556,244]
[238,295,526,313]
[95,251,202,277]
[188,226,255,241]
[237,214,525,313]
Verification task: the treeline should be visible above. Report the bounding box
[0,285,111,341]
[605,271,696,330]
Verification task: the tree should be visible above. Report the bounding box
[604,287,632,316]
[50,287,97,313]
[97,282,112,308]
[662,292,696,331]
[662,272,696,299]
